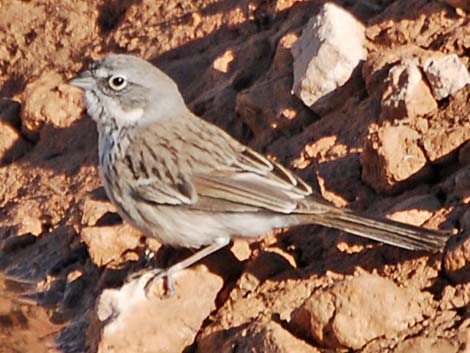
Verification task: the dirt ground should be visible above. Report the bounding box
[0,0,469,352]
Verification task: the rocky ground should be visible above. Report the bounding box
[0,0,470,352]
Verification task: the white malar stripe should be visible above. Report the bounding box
[109,103,144,124]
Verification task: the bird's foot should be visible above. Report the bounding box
[141,248,156,267]
[143,268,175,297]
[127,267,175,297]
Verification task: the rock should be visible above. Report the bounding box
[290,273,426,349]
[230,239,252,262]
[423,54,470,100]
[21,72,84,140]
[443,232,470,283]
[0,99,31,164]
[94,265,223,353]
[381,60,437,120]
[212,49,235,73]
[421,86,470,163]
[362,46,431,95]
[81,196,116,227]
[421,111,470,162]
[291,2,366,113]
[361,124,429,193]
[18,215,43,236]
[80,224,142,267]
[198,318,320,353]
[0,119,31,165]
[393,336,459,353]
[386,194,441,226]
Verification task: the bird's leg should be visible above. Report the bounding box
[143,237,230,296]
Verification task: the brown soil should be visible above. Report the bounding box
[0,1,469,352]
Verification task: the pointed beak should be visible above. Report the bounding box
[68,70,95,90]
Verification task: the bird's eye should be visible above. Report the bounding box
[108,75,127,91]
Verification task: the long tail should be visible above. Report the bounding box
[296,205,449,251]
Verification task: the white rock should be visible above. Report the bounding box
[95,266,223,353]
[291,3,366,111]
[381,60,437,120]
[423,54,470,100]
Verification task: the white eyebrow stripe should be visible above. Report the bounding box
[95,67,109,78]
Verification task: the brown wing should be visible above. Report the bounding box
[126,116,316,213]
[192,148,314,213]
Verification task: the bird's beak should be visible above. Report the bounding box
[68,70,95,90]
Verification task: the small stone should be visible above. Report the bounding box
[230,239,252,262]
[361,124,429,193]
[386,194,441,226]
[381,60,437,120]
[0,119,31,165]
[18,215,43,236]
[81,224,142,267]
[423,54,470,100]
[290,273,425,349]
[444,232,470,283]
[422,123,470,162]
[291,2,366,112]
[213,49,235,73]
[0,97,31,164]
[21,72,84,140]
[81,197,116,227]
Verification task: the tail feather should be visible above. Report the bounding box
[298,206,449,251]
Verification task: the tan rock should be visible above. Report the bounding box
[198,318,319,353]
[18,215,43,236]
[386,194,441,226]
[443,232,470,283]
[0,119,31,165]
[393,336,459,353]
[230,239,252,262]
[0,98,31,164]
[81,196,116,227]
[81,224,142,267]
[381,60,437,120]
[21,72,84,140]
[361,124,429,193]
[95,266,223,353]
[290,273,426,349]
[422,119,470,162]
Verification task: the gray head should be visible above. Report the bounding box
[69,54,189,128]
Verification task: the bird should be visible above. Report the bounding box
[69,54,449,293]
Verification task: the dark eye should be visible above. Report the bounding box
[108,75,127,91]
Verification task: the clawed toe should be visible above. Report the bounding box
[126,263,175,297]
[143,269,175,297]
